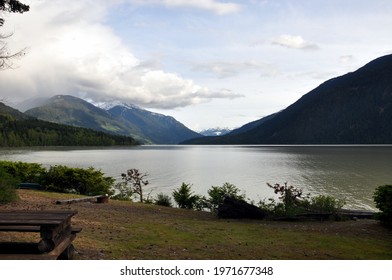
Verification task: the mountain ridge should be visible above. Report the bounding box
[0,102,138,147]
[24,95,201,144]
[183,54,392,144]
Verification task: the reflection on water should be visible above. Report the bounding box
[1,145,391,210]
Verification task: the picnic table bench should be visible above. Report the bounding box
[0,210,82,260]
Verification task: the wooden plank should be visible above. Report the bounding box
[0,225,41,232]
[0,210,77,215]
[0,217,71,222]
[0,210,78,227]
[0,226,82,233]
[0,219,68,226]
[0,253,58,260]
[0,210,77,218]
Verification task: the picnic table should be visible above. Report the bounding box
[0,210,82,260]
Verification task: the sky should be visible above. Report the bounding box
[1,0,392,131]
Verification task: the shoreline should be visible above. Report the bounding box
[1,190,391,260]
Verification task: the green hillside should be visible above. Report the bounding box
[0,102,138,147]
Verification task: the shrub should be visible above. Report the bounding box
[154,193,172,207]
[172,183,199,209]
[0,160,46,183]
[374,185,392,227]
[0,167,19,204]
[308,195,345,214]
[263,182,345,219]
[111,181,133,201]
[42,165,115,196]
[207,182,246,212]
[266,182,305,213]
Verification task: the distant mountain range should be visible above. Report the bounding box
[0,102,137,147]
[4,54,392,146]
[23,95,201,144]
[183,54,392,144]
[199,127,232,136]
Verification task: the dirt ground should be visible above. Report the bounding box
[1,190,391,260]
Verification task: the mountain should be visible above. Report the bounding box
[184,54,392,144]
[107,104,201,144]
[14,97,51,112]
[25,95,148,143]
[0,102,137,147]
[199,127,232,136]
[24,95,201,144]
[0,102,28,120]
[227,113,278,136]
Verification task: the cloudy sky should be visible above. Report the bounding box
[1,0,392,131]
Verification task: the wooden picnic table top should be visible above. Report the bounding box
[0,210,78,227]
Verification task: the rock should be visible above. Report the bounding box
[217,196,268,219]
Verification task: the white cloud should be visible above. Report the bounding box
[192,60,279,78]
[130,0,241,15]
[0,0,242,110]
[339,55,354,64]
[271,35,319,50]
[164,0,241,15]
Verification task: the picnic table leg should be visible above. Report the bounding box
[58,244,75,260]
[38,218,72,253]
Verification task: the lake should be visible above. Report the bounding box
[1,145,392,210]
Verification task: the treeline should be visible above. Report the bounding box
[0,115,138,147]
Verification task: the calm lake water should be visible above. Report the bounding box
[1,145,392,210]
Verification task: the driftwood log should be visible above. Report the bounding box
[55,195,109,205]
[217,197,376,221]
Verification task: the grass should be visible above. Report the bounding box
[1,190,391,260]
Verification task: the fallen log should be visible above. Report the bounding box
[336,209,376,219]
[55,195,109,205]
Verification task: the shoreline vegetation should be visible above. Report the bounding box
[1,189,391,260]
[0,160,391,259]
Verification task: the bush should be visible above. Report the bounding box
[0,167,19,204]
[262,182,345,219]
[207,182,246,212]
[267,182,304,211]
[172,183,200,209]
[374,185,392,227]
[154,193,172,207]
[111,181,133,201]
[0,160,46,183]
[42,165,115,196]
[308,195,345,214]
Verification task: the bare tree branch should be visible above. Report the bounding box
[0,0,29,70]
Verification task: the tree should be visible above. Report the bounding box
[0,0,29,70]
[120,169,149,203]
[374,185,392,227]
[172,183,200,209]
[0,0,29,14]
[267,182,304,212]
